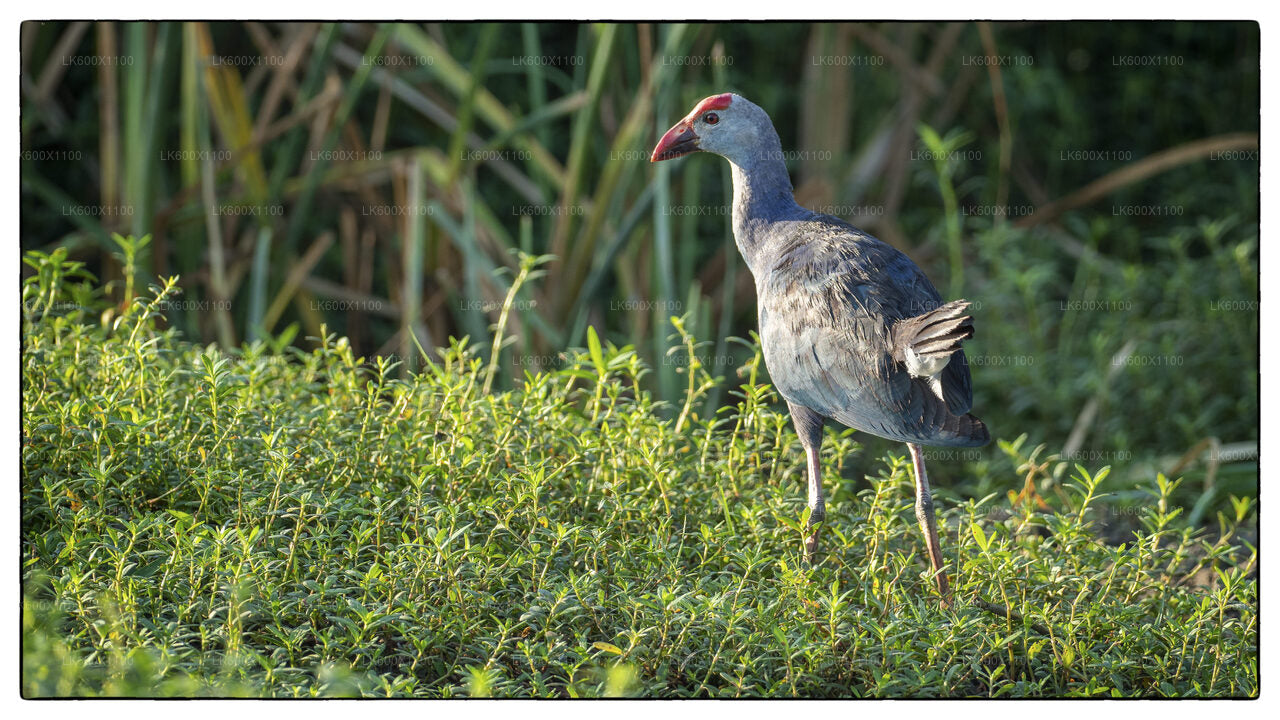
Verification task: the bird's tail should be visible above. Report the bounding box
[950,411,991,447]
[892,300,989,447]
[895,300,975,367]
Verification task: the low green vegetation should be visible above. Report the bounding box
[22,246,1257,698]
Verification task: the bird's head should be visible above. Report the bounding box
[650,93,775,165]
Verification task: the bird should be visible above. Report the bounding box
[650,92,989,602]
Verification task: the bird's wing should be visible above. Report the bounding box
[757,219,985,447]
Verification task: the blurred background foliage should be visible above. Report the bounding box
[19,21,1258,521]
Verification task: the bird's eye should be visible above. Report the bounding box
[703,112,719,125]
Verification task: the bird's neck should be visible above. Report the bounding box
[728,145,802,274]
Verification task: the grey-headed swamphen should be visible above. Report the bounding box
[651,93,989,603]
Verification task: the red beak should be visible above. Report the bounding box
[650,120,699,162]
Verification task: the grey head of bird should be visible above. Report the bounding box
[650,93,784,172]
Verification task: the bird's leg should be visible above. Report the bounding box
[787,402,826,564]
[908,443,951,604]
[803,441,825,563]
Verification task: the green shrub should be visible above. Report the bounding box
[21,246,1257,697]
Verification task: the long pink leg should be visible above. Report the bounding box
[909,443,951,604]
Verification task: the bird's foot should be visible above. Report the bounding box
[933,570,953,608]
[917,519,952,605]
[924,544,952,606]
[803,529,821,565]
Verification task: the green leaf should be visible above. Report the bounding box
[971,523,989,553]
[129,556,168,578]
[586,325,605,373]
[593,641,622,655]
